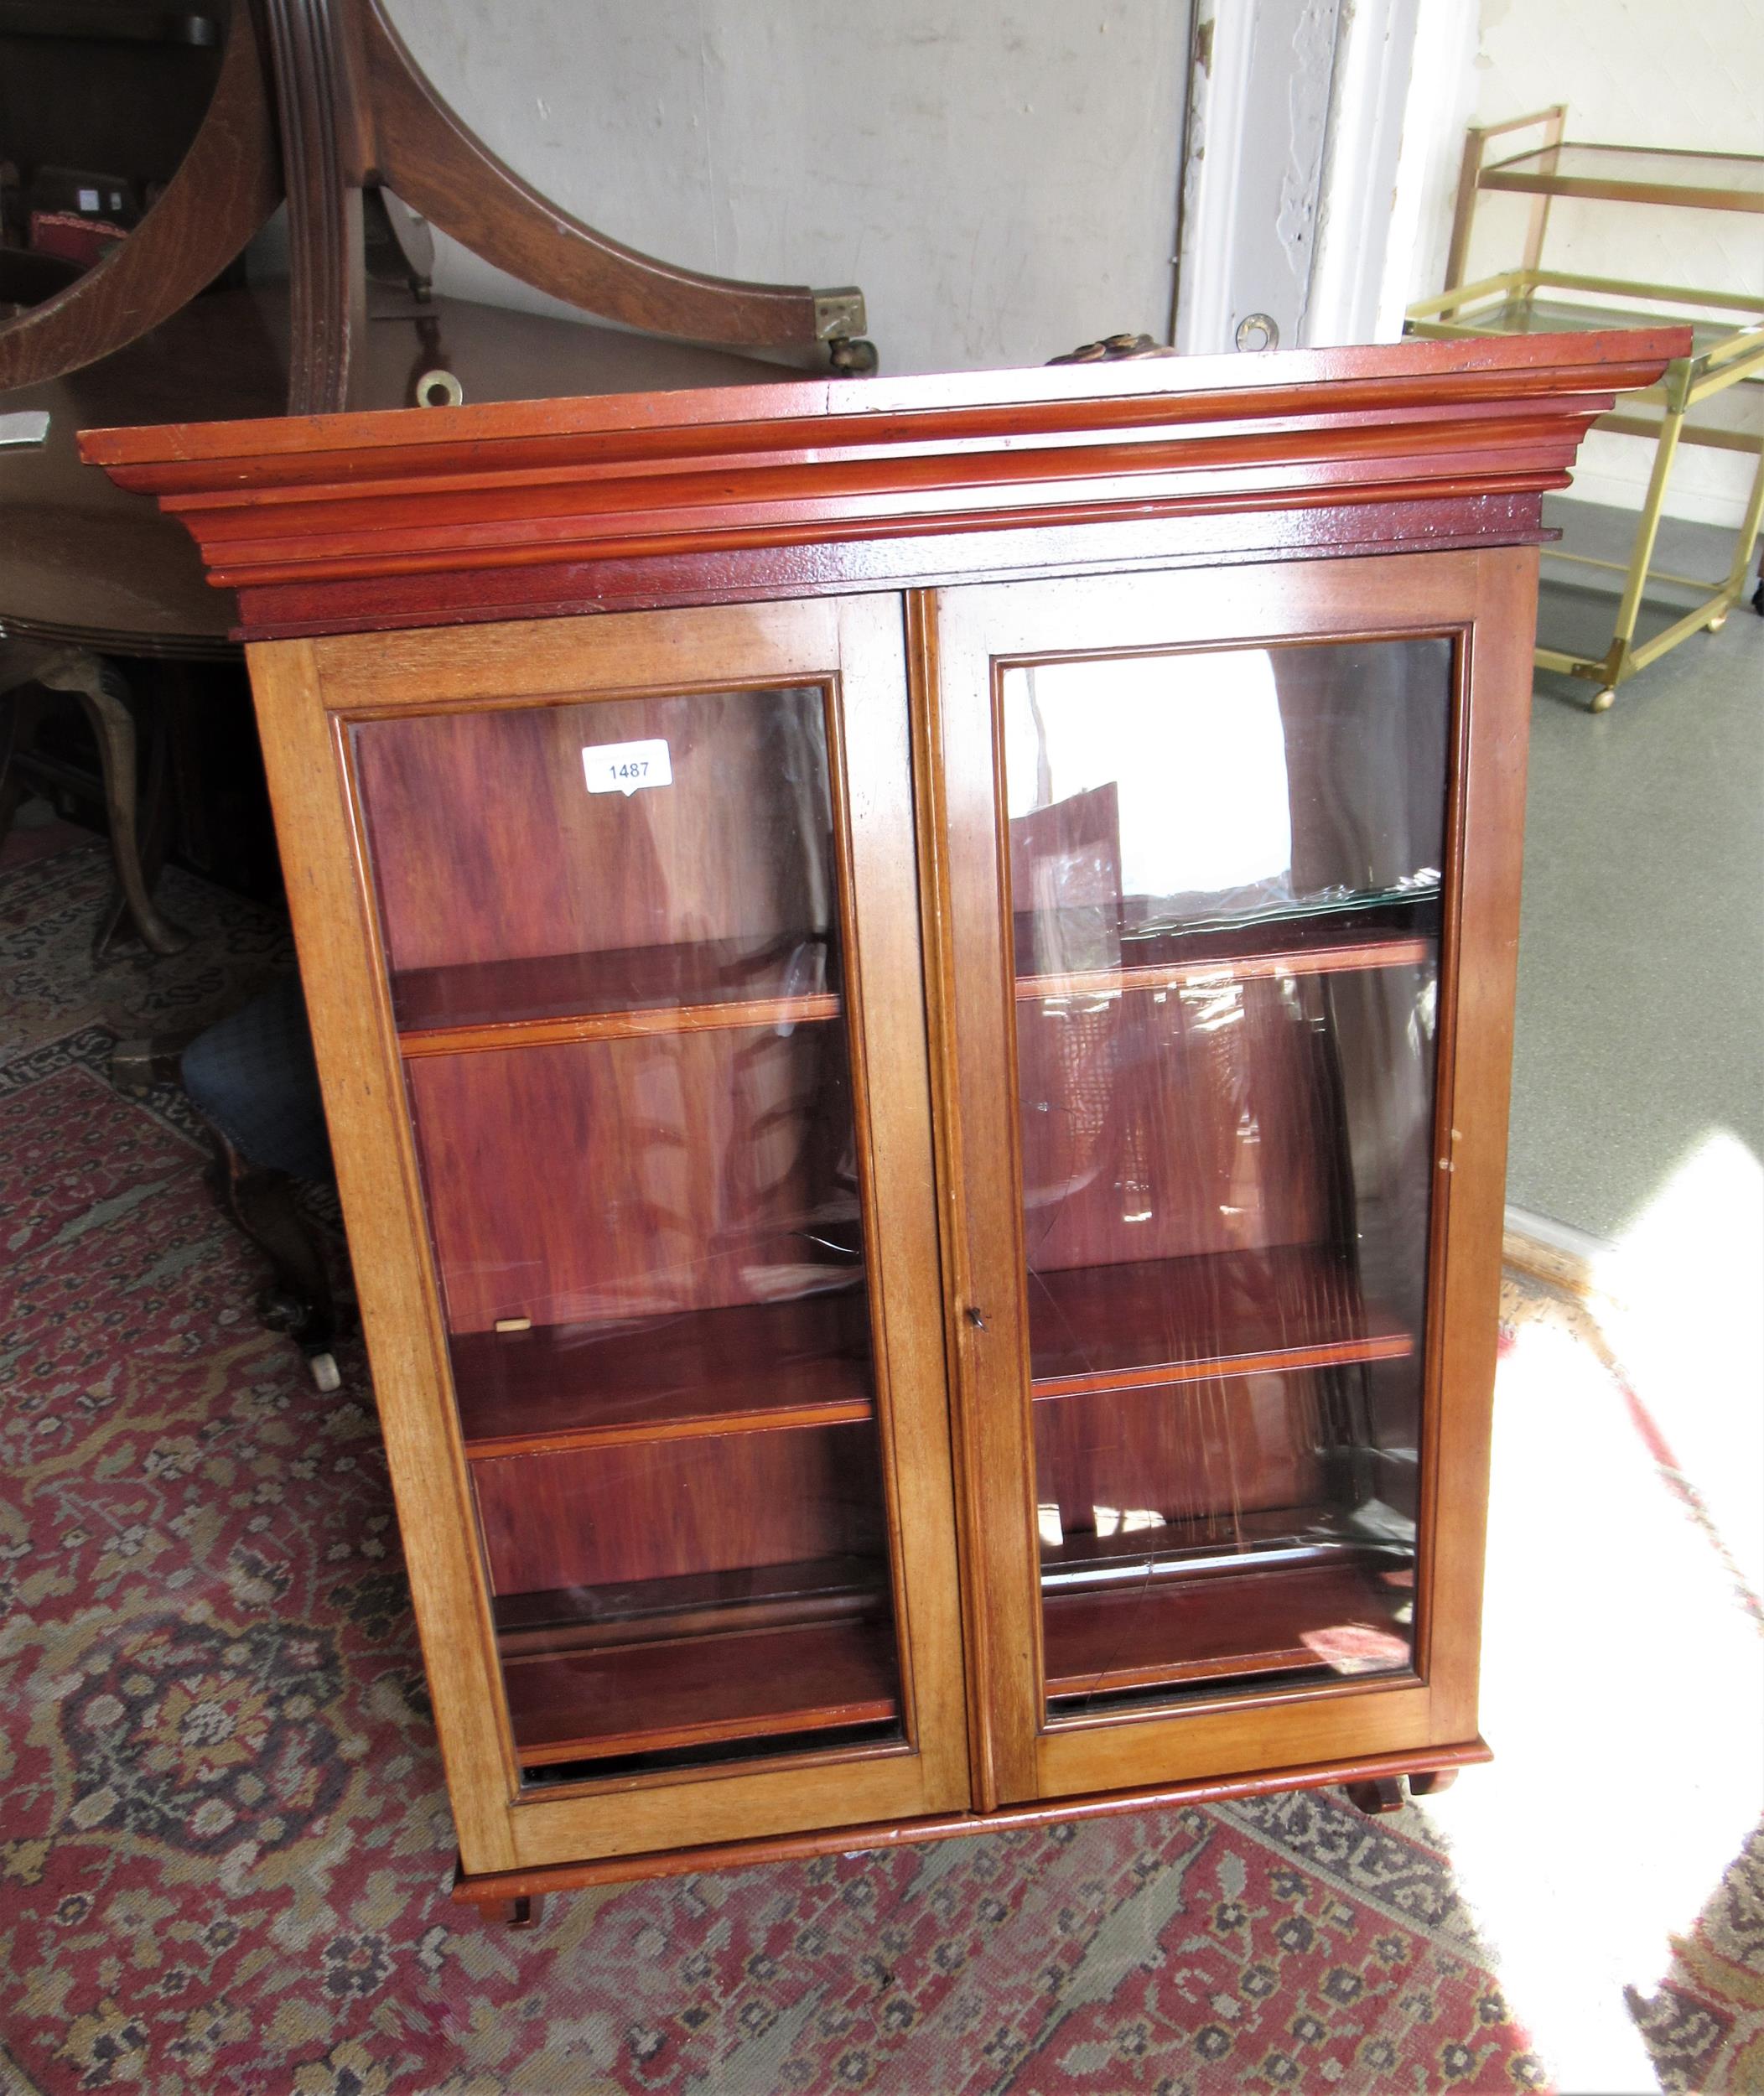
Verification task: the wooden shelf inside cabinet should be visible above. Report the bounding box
[503,1613,900,1767]
[1039,1506,1399,1585]
[1027,1244,1413,1399]
[494,1556,886,1658]
[393,938,839,1056]
[454,1292,874,1458]
[1045,1557,1409,1702]
[1014,892,1440,1000]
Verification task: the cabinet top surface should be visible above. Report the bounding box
[77,329,1685,641]
[80,329,1685,468]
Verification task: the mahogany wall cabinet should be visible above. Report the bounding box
[85,329,1678,1922]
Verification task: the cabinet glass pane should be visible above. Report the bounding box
[1001,640,1450,1720]
[353,688,903,1782]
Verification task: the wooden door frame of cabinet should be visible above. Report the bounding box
[453,1733,1494,1910]
[915,547,1533,1808]
[248,596,971,1876]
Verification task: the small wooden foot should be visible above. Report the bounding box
[475,1894,546,1930]
[1344,1777,1406,1815]
[1408,1767,1459,1797]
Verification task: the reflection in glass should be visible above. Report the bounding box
[353,687,901,1781]
[1002,640,1452,1717]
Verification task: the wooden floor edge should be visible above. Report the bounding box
[451,1738,1492,1902]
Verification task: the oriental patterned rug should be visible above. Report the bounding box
[2,827,1757,2096]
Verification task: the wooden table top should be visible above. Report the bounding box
[1,281,796,659]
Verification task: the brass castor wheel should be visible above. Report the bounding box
[829,336,879,376]
[1590,687,1616,713]
[1706,610,1728,633]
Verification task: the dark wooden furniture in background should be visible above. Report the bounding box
[2,0,868,944]
[86,327,1682,1926]
[0,0,869,413]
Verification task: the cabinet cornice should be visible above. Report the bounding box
[80,329,1684,641]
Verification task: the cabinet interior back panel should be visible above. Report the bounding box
[354,687,833,973]
[405,1027,861,1331]
[471,1423,885,1594]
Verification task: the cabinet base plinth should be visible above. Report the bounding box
[470,1894,547,1930]
[453,1738,1490,1922]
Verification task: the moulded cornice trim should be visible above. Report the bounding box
[80,329,1684,638]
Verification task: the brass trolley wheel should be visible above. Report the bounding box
[1590,687,1616,713]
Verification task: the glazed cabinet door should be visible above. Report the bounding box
[250,596,968,1874]
[921,550,1533,1808]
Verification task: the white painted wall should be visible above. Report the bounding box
[1388,0,1764,525]
[1308,0,1424,345]
[1372,0,1479,340]
[1175,0,1435,359]
[381,0,1191,376]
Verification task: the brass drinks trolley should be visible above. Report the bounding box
[1406,108,1764,710]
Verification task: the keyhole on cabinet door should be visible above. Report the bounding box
[964,1305,987,1331]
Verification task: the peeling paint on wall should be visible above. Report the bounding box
[1175,0,1343,354]
[1275,0,1342,337]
